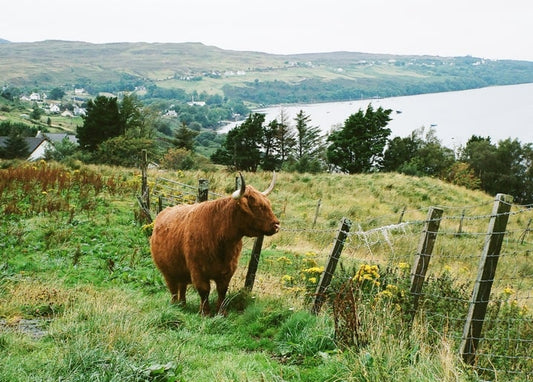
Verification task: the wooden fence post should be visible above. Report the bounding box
[398,206,407,224]
[460,193,513,365]
[140,149,149,208]
[198,179,209,202]
[519,218,531,245]
[456,209,465,236]
[311,217,352,315]
[244,236,264,291]
[312,199,321,228]
[409,207,443,320]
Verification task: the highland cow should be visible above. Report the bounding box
[150,173,280,315]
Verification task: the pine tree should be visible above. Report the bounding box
[1,134,30,159]
[276,108,296,163]
[290,110,325,172]
[77,96,122,151]
[172,122,199,151]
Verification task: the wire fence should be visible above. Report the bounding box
[147,176,532,381]
[293,197,532,381]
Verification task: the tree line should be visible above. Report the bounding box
[210,105,532,204]
[2,94,532,204]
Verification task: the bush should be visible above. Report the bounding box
[161,148,215,171]
[95,136,158,167]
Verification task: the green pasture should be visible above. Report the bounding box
[1,161,531,381]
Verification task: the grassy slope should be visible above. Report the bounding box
[1,163,530,381]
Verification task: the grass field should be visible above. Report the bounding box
[1,161,531,381]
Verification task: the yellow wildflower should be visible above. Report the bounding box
[398,262,409,270]
[503,286,515,296]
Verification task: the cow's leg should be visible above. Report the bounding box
[192,276,211,316]
[163,276,181,304]
[215,277,231,316]
[176,283,187,305]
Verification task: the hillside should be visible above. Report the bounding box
[1,162,531,381]
[1,40,533,105]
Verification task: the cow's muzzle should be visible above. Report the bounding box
[267,221,280,235]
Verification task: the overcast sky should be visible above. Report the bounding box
[2,0,532,61]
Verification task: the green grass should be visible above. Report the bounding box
[1,161,531,381]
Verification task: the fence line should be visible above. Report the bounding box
[146,175,532,380]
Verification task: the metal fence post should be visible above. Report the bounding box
[460,193,513,365]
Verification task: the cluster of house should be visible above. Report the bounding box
[47,104,86,117]
[0,131,78,161]
[19,91,87,117]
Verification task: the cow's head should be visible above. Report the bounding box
[232,172,280,237]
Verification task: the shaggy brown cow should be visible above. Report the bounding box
[150,172,280,315]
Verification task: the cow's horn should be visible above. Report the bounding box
[232,172,246,199]
[262,171,276,196]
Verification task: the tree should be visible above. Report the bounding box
[460,136,533,203]
[49,87,65,100]
[120,94,145,137]
[30,104,43,121]
[443,162,481,189]
[261,119,282,171]
[326,104,392,173]
[403,141,455,177]
[459,136,499,192]
[211,113,264,171]
[491,138,530,203]
[382,126,455,177]
[281,110,325,173]
[77,96,122,151]
[275,108,296,163]
[382,135,420,172]
[172,122,199,151]
[95,136,156,167]
[44,137,78,162]
[0,134,29,159]
[293,110,323,160]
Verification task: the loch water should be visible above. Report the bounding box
[220,82,533,149]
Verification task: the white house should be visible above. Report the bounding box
[163,110,178,118]
[0,136,53,161]
[27,138,53,161]
[73,106,86,116]
[49,104,60,113]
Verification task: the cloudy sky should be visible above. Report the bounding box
[2,0,532,61]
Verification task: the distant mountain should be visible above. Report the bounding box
[0,38,10,44]
[1,40,532,105]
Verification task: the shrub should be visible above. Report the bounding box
[161,148,214,171]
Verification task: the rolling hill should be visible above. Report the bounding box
[1,40,533,105]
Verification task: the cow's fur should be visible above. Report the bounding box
[150,173,280,315]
